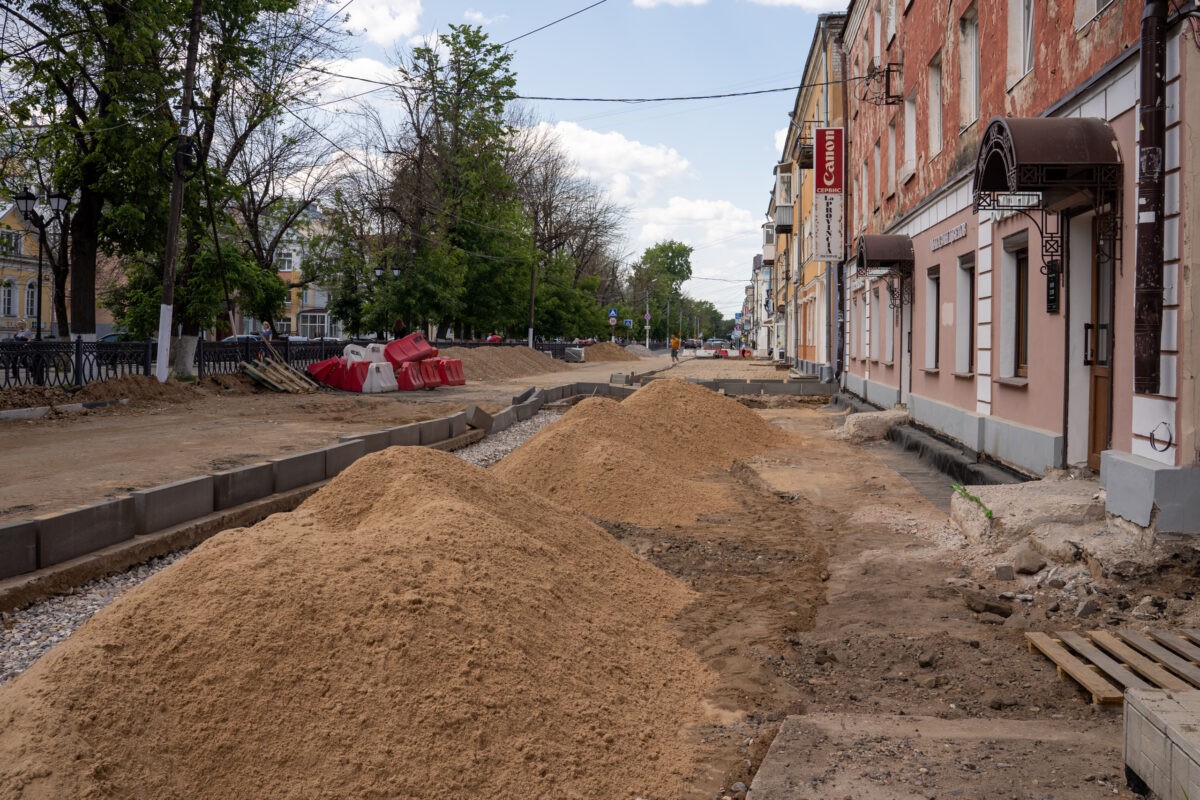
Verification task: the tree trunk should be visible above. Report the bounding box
[69,186,102,339]
[173,333,198,378]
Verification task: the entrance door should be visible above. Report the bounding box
[1086,218,1114,470]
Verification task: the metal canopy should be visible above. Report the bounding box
[855,234,914,308]
[973,116,1123,276]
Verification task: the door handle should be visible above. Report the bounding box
[1083,323,1094,366]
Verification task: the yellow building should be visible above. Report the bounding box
[0,203,53,339]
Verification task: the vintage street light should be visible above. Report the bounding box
[14,188,69,341]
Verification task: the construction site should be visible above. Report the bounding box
[1,345,1198,800]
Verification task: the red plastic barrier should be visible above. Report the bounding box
[434,357,466,386]
[307,357,341,384]
[394,361,425,391]
[418,358,442,388]
[428,346,439,359]
[383,332,435,367]
[339,360,370,392]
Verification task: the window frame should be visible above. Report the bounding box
[925,267,940,370]
[959,6,980,131]
[928,53,943,155]
[1,280,13,317]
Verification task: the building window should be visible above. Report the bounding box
[903,94,917,176]
[763,224,775,246]
[1,281,12,317]
[955,255,975,374]
[959,6,979,130]
[776,172,793,205]
[24,281,36,318]
[860,161,869,224]
[873,4,882,67]
[1014,249,1029,377]
[1021,0,1034,73]
[860,292,869,358]
[872,140,881,208]
[928,53,943,155]
[298,311,326,339]
[274,318,292,335]
[276,250,294,272]
[886,121,897,195]
[849,296,858,357]
[0,230,20,255]
[885,0,897,43]
[925,268,940,369]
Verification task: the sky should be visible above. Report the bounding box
[318,0,846,316]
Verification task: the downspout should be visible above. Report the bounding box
[834,29,850,384]
[1133,0,1167,394]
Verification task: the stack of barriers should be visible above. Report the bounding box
[306,333,466,393]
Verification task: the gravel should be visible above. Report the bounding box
[0,411,560,686]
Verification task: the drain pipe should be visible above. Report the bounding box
[833,28,850,384]
[1133,0,1167,395]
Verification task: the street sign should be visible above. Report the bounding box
[608,308,618,318]
[643,313,651,321]
[609,317,617,326]
[624,319,633,327]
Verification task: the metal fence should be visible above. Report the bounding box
[0,337,574,389]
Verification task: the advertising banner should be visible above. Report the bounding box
[813,127,844,262]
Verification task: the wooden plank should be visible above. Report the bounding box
[1088,630,1191,691]
[1057,630,1152,692]
[1183,629,1200,648]
[1117,629,1200,689]
[1025,631,1124,704]
[240,361,287,392]
[1149,630,1200,664]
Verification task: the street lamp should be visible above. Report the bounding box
[14,188,68,341]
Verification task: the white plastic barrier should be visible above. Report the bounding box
[343,344,369,362]
[361,361,399,393]
[365,343,389,363]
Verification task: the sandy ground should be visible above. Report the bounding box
[3,354,1185,798]
[0,355,671,523]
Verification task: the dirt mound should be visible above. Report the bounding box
[0,385,71,411]
[0,447,712,800]
[201,372,260,394]
[494,378,781,526]
[439,345,571,382]
[624,343,652,357]
[75,375,195,405]
[583,341,640,362]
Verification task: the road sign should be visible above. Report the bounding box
[643,313,651,321]
[624,319,633,327]
[608,308,618,318]
[608,317,617,326]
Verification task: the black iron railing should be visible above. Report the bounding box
[0,337,577,388]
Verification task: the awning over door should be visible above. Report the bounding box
[855,234,914,277]
[973,116,1122,210]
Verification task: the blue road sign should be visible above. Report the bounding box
[608,308,618,318]
[623,319,633,327]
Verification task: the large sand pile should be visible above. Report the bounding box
[439,345,571,382]
[582,341,640,362]
[0,448,712,799]
[493,378,781,526]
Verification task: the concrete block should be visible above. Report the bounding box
[419,416,453,445]
[515,400,536,421]
[492,407,516,432]
[575,382,605,397]
[325,439,367,479]
[723,382,764,396]
[388,423,421,447]
[464,405,494,433]
[131,475,215,535]
[213,462,274,510]
[543,385,565,403]
[0,520,37,579]
[513,386,537,405]
[270,449,327,492]
[606,385,635,399]
[1125,689,1200,800]
[448,412,468,438]
[342,429,390,454]
[37,497,135,567]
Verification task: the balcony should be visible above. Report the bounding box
[774,204,794,234]
[762,241,775,265]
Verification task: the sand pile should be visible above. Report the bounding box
[439,345,571,381]
[76,375,195,405]
[493,378,781,526]
[582,341,639,362]
[0,447,711,800]
[624,343,652,357]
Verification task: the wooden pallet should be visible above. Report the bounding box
[1027,629,1200,705]
[240,357,319,393]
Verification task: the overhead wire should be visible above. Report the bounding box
[500,0,609,47]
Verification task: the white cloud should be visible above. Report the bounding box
[633,0,707,7]
[315,57,396,107]
[529,121,690,203]
[337,0,422,46]
[773,127,787,155]
[634,197,759,250]
[464,9,506,24]
[744,0,846,9]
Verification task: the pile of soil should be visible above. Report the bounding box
[201,372,260,394]
[494,378,781,526]
[0,447,712,800]
[75,375,196,405]
[439,345,571,382]
[0,385,71,411]
[582,341,640,362]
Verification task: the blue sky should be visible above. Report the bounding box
[322,0,844,315]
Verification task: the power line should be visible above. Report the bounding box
[501,0,608,46]
[519,77,861,104]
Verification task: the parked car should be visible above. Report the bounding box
[222,334,265,344]
[703,339,730,358]
[683,338,703,349]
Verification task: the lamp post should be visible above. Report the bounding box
[14,189,68,341]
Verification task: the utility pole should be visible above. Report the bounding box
[155,0,205,382]
[644,291,650,350]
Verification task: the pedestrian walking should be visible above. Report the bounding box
[669,334,680,364]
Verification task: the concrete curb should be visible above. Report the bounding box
[0,398,127,422]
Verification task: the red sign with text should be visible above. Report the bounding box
[814,127,844,195]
